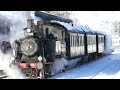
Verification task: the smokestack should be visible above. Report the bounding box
[27,19,34,30]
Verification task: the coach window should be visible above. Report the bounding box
[80,36,81,45]
[79,36,81,46]
[103,37,104,42]
[94,36,95,44]
[70,35,72,46]
[71,35,73,46]
[93,36,94,44]
[81,36,83,45]
[91,36,92,44]
[101,37,102,43]
[75,35,77,46]
[82,36,83,46]
[99,36,100,43]
[80,36,81,46]
[99,36,101,43]
[79,36,80,46]
[95,36,96,44]
[90,35,92,45]
[89,36,90,45]
[77,36,79,46]
[101,37,103,42]
[70,35,71,46]
[74,35,75,46]
[89,36,91,45]
[92,36,94,44]
[90,36,92,45]
[77,35,78,46]
[94,36,95,43]
[73,35,74,46]
[100,37,101,43]
[87,36,89,45]
[80,36,82,46]
[62,31,65,41]
[75,36,77,46]
[103,36,104,42]
[71,35,72,46]
[82,36,84,45]
[91,35,94,44]
[72,35,74,46]
[75,35,76,46]
[91,36,92,45]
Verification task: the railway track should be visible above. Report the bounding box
[0,69,7,79]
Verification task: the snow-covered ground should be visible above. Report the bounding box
[50,47,120,79]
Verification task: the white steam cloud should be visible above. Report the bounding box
[0,11,40,79]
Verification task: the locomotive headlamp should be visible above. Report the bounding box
[38,56,42,61]
[27,28,31,33]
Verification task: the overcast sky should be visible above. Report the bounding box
[71,11,120,31]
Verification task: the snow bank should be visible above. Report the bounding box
[49,58,68,76]
[50,50,120,79]
[49,57,82,76]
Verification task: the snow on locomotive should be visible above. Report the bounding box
[9,11,107,79]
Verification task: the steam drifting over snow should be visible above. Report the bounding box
[0,11,37,79]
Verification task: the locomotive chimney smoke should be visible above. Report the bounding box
[0,11,35,79]
[0,51,25,79]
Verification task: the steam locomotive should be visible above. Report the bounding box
[7,11,106,79]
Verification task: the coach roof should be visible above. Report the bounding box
[35,11,73,23]
[50,21,84,33]
[80,26,96,34]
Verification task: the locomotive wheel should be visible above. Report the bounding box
[39,69,44,79]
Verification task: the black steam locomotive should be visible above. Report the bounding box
[9,11,106,79]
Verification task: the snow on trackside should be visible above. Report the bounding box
[49,58,68,76]
[49,58,81,76]
[50,49,120,79]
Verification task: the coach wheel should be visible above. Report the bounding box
[83,56,89,63]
